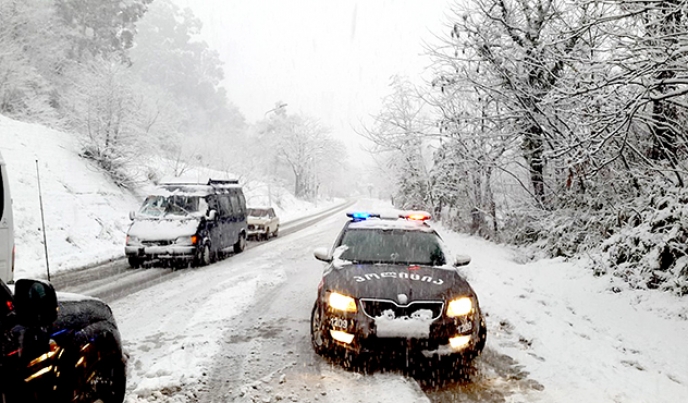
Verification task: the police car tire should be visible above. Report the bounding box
[476,315,487,354]
[310,303,331,355]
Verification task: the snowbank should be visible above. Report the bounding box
[436,224,688,402]
[0,115,140,279]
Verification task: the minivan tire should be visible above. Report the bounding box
[194,244,211,267]
[127,257,142,269]
[234,233,246,253]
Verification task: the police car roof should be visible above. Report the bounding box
[346,217,435,232]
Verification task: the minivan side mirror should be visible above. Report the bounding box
[453,255,471,267]
[129,210,136,220]
[13,279,58,327]
[313,247,332,263]
[207,209,217,221]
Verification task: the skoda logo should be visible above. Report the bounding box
[397,293,408,305]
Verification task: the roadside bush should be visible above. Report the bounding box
[495,179,688,295]
[599,183,688,295]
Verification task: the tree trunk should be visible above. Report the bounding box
[524,127,546,207]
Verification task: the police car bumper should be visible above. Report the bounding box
[324,308,481,356]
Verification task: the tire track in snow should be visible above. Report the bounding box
[50,201,354,302]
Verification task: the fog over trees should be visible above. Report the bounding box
[368,0,688,294]
[0,0,349,200]
[3,0,687,293]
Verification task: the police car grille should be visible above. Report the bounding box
[360,299,444,320]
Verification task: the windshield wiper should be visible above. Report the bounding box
[349,259,379,265]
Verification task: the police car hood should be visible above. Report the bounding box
[325,263,473,301]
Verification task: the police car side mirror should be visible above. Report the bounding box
[207,209,217,221]
[453,255,471,267]
[13,279,58,327]
[129,210,136,220]
[313,247,332,263]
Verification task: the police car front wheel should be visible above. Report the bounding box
[310,303,331,355]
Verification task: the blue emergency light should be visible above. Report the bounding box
[346,210,432,222]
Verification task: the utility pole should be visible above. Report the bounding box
[35,160,51,281]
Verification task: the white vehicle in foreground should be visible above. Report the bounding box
[0,150,14,283]
[247,207,279,240]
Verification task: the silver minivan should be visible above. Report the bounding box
[0,150,14,283]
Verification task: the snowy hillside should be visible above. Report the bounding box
[0,114,338,280]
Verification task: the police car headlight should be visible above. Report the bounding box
[126,235,141,246]
[175,235,198,246]
[329,292,357,313]
[447,297,472,317]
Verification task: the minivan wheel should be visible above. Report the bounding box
[195,244,211,267]
[234,233,246,253]
[127,257,142,269]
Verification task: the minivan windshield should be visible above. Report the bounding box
[138,195,208,219]
[337,229,446,266]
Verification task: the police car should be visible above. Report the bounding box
[310,210,486,369]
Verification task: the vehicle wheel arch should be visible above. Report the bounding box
[56,321,126,403]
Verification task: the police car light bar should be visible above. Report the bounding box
[403,211,432,221]
[346,211,380,221]
[346,210,431,221]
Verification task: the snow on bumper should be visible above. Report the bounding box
[323,307,480,356]
[125,245,196,259]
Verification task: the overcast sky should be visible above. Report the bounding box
[178,0,453,160]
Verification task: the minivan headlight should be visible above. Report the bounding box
[175,235,198,246]
[126,235,140,246]
[447,297,473,317]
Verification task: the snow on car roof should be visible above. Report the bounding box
[159,174,239,186]
[347,218,435,232]
[148,184,215,197]
[148,180,242,197]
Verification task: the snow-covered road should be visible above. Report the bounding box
[111,206,688,403]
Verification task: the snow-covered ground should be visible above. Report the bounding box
[439,225,688,403]
[0,114,342,280]
[111,202,688,403]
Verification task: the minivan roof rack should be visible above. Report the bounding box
[159,176,240,186]
[208,179,239,185]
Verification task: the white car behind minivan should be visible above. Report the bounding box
[0,150,14,283]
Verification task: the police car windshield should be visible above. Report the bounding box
[338,228,446,266]
[138,195,207,218]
